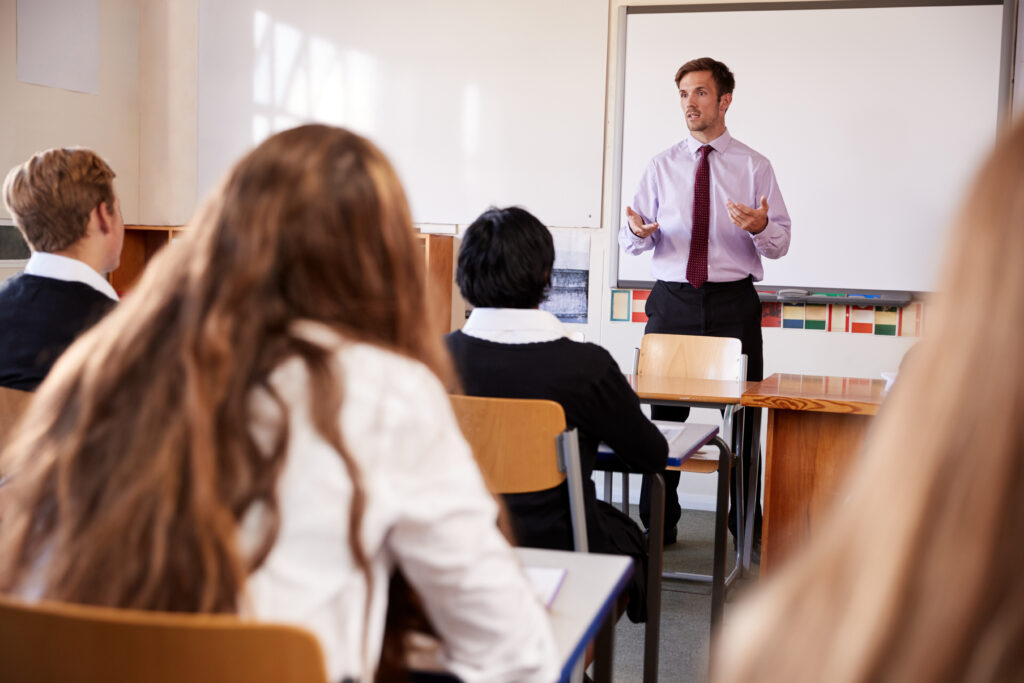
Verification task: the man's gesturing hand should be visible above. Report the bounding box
[626,206,660,238]
[726,195,769,234]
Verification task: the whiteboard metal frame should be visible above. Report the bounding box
[607,0,1016,298]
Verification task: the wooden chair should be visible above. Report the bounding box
[0,385,32,448]
[451,395,663,681]
[0,593,329,683]
[636,333,746,622]
[449,395,588,552]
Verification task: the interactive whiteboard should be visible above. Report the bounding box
[613,2,1008,293]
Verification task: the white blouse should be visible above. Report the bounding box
[243,324,557,683]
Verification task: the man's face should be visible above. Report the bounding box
[678,70,731,137]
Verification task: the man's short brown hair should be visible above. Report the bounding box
[3,148,116,253]
[675,57,736,98]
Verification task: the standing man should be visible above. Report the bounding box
[0,147,123,390]
[619,57,791,557]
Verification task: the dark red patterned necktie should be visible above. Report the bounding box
[686,145,713,288]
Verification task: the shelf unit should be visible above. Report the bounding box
[111,226,456,331]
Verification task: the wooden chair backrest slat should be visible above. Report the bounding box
[0,593,329,683]
[638,334,743,381]
[450,395,567,494]
[0,386,31,447]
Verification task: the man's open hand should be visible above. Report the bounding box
[626,206,659,238]
[726,196,769,234]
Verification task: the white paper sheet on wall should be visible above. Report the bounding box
[17,0,99,94]
[542,230,591,324]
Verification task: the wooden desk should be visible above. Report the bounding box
[627,374,755,573]
[517,548,633,683]
[597,423,725,680]
[742,373,887,572]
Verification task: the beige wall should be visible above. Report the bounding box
[0,0,140,222]
[138,0,198,225]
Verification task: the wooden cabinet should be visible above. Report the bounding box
[415,233,455,332]
[111,227,457,331]
[109,225,181,295]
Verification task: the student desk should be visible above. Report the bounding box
[597,423,726,681]
[626,374,754,572]
[517,548,633,683]
[742,373,887,572]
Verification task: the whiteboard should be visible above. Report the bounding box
[197,0,607,227]
[614,3,1006,293]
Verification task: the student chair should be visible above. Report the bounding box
[449,395,588,552]
[450,395,664,681]
[635,333,747,620]
[0,385,32,448]
[0,593,329,683]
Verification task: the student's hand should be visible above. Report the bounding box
[626,206,659,238]
[726,196,769,234]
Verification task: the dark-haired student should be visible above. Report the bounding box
[445,206,668,624]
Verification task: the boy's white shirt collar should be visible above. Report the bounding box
[24,252,120,301]
[461,307,583,343]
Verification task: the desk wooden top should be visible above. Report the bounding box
[627,374,745,404]
[742,373,887,415]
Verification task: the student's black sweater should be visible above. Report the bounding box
[447,331,666,539]
[0,274,116,391]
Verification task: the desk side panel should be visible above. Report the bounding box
[762,410,873,573]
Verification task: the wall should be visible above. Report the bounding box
[138,0,198,225]
[0,0,140,222]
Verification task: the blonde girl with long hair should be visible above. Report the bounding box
[713,120,1024,682]
[0,125,557,683]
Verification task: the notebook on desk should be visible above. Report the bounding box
[598,422,717,467]
[651,421,715,467]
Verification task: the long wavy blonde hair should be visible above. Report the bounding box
[714,121,1024,682]
[0,125,454,616]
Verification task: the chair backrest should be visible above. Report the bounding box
[638,333,744,381]
[0,593,329,683]
[0,386,32,447]
[450,395,588,552]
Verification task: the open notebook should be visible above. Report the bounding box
[651,421,715,467]
[598,422,716,467]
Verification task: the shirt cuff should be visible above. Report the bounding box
[752,220,784,249]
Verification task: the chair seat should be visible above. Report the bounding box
[673,458,720,474]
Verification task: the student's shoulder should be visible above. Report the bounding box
[549,337,621,374]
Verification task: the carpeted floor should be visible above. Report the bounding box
[606,509,761,683]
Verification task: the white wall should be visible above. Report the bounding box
[0,0,140,222]
[138,0,198,225]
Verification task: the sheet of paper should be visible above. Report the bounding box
[17,0,99,94]
[524,566,567,608]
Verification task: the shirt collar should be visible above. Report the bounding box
[461,308,571,344]
[686,129,732,156]
[24,252,119,301]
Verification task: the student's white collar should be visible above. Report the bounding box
[461,308,574,344]
[24,252,120,301]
